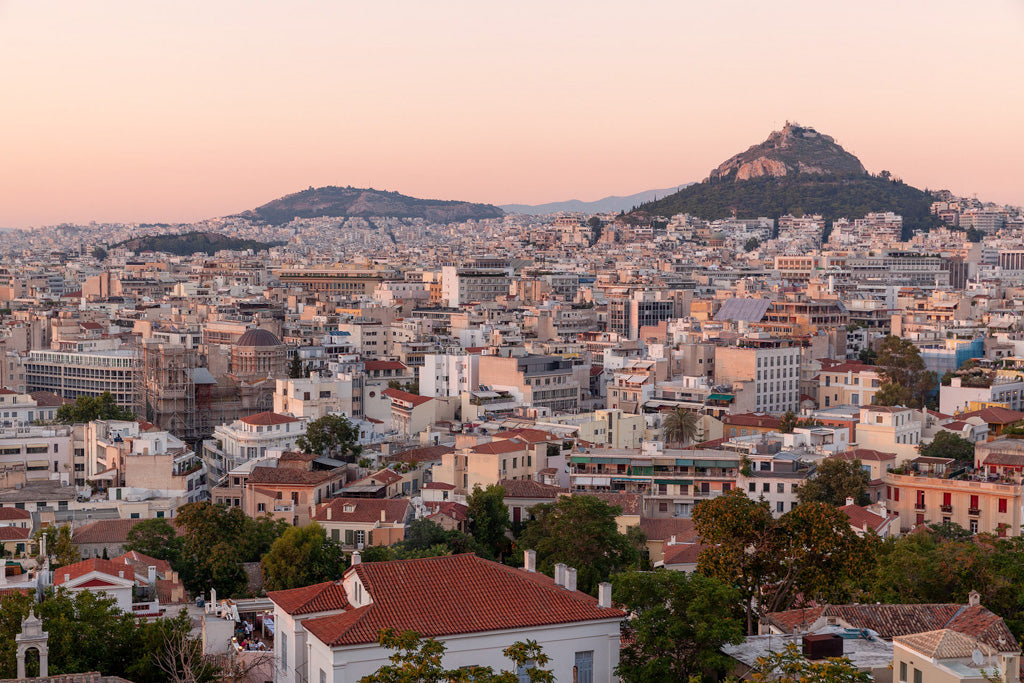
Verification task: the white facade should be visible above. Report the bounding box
[419,353,479,398]
[202,414,307,483]
[0,390,58,427]
[940,376,1024,415]
[754,346,802,415]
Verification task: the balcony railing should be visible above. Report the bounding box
[914,504,926,511]
[968,507,981,516]
[940,504,953,513]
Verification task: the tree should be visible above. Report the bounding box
[965,226,983,242]
[797,458,870,507]
[288,349,303,378]
[873,335,937,408]
[55,391,135,424]
[858,347,878,364]
[296,414,362,462]
[466,484,510,560]
[125,518,181,563]
[919,431,975,462]
[34,525,80,568]
[749,642,871,682]
[693,490,775,634]
[663,408,699,447]
[516,496,643,595]
[613,571,743,682]
[778,410,799,434]
[361,629,554,683]
[261,523,346,591]
[744,237,760,252]
[91,246,108,261]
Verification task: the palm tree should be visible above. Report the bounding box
[663,408,699,447]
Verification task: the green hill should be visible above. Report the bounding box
[236,186,504,225]
[113,232,284,256]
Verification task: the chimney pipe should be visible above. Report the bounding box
[565,567,577,592]
[148,565,157,589]
[845,497,855,506]
[327,507,332,520]
[598,582,612,608]
[524,549,536,572]
[351,550,361,566]
[554,562,567,587]
[381,509,386,522]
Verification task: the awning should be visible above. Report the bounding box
[707,393,734,401]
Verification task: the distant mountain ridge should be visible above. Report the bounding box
[502,185,692,215]
[636,123,939,234]
[236,186,504,225]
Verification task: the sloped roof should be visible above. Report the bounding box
[382,388,433,406]
[662,542,702,566]
[313,497,411,524]
[835,448,897,462]
[714,297,771,323]
[54,558,134,585]
[574,492,642,516]
[0,527,29,541]
[248,465,336,486]
[71,519,144,545]
[0,507,31,521]
[493,428,560,444]
[895,629,999,659]
[302,554,624,647]
[471,439,527,455]
[498,479,567,500]
[386,445,454,464]
[240,411,299,426]
[961,407,1024,425]
[268,580,350,616]
[639,517,698,543]
[723,413,781,428]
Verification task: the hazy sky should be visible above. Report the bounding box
[2,0,1022,227]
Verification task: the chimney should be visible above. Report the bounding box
[845,497,855,506]
[565,567,577,592]
[670,535,676,545]
[554,562,567,587]
[0,567,6,585]
[880,502,887,517]
[598,582,612,608]
[381,509,387,522]
[210,587,217,605]
[351,550,361,566]
[326,506,332,520]
[118,570,124,579]
[64,573,70,583]
[524,549,536,573]
[969,590,981,607]
[148,565,157,590]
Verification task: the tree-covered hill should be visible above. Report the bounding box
[112,231,284,255]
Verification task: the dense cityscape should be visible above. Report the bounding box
[3,2,1024,682]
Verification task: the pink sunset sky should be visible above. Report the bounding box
[1,0,1022,227]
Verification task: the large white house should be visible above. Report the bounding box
[269,553,623,683]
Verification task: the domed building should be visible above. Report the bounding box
[231,328,287,379]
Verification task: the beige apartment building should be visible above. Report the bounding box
[478,354,582,414]
[884,471,1022,536]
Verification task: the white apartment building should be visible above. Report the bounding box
[856,405,922,463]
[25,340,137,408]
[274,375,362,420]
[202,412,307,484]
[715,337,802,415]
[419,353,479,398]
[0,425,74,483]
[441,266,513,307]
[0,389,59,427]
[940,375,1024,415]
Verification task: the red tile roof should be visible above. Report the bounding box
[314,498,411,525]
[363,360,408,372]
[426,502,469,522]
[498,479,567,500]
[820,361,876,374]
[471,439,527,455]
[574,492,642,516]
[382,388,433,407]
[0,508,31,521]
[723,413,782,429]
[960,407,1024,425]
[386,445,454,464]
[0,527,29,541]
[248,465,337,486]
[422,482,455,490]
[493,428,560,444]
[838,504,894,532]
[639,517,698,543]
[302,554,624,646]
[54,558,134,585]
[834,448,897,462]
[268,580,350,616]
[111,550,173,576]
[240,411,300,426]
[71,519,145,545]
[662,542,702,566]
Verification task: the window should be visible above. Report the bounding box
[913,668,922,683]
[763,483,770,493]
[320,670,326,683]
[280,632,287,670]
[573,651,594,683]
[777,501,784,513]
[970,519,979,534]
[899,661,907,682]
[777,483,784,494]
[749,483,756,492]
[1000,498,1008,514]
[257,503,266,513]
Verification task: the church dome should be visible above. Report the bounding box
[235,328,282,347]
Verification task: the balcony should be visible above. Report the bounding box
[940,504,953,513]
[968,507,981,516]
[914,504,926,512]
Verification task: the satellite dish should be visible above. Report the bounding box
[972,649,984,666]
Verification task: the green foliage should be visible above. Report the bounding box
[749,642,871,682]
[0,590,217,683]
[125,518,180,563]
[694,492,876,633]
[360,519,479,563]
[289,349,304,378]
[111,231,283,256]
[919,431,975,462]
[34,525,80,567]
[637,173,939,234]
[244,186,504,226]
[261,522,347,591]
[515,495,644,595]
[55,391,135,424]
[613,570,744,682]
[873,335,938,408]
[360,629,553,683]
[743,237,760,252]
[797,458,870,507]
[965,226,984,242]
[466,485,510,561]
[91,246,108,260]
[858,347,878,364]
[174,502,288,597]
[663,408,699,446]
[297,414,363,462]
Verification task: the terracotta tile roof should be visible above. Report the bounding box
[471,438,527,455]
[364,469,402,485]
[314,497,411,525]
[499,479,567,500]
[111,550,172,576]
[54,558,133,585]
[981,451,1024,467]
[29,391,68,407]
[820,362,876,374]
[493,428,560,444]
[268,580,350,616]
[0,586,33,599]
[248,465,337,486]
[382,388,433,407]
[71,518,144,545]
[896,629,1003,659]
[766,606,826,633]
[240,411,300,426]
[363,360,408,371]
[0,507,31,521]
[835,448,897,462]
[639,517,698,543]
[386,445,454,464]
[575,492,642,516]
[945,604,1019,650]
[426,502,469,522]
[662,542,702,565]
[723,413,782,429]
[838,504,894,532]
[961,407,1024,425]
[422,481,455,490]
[302,554,624,646]
[0,527,29,541]
[279,451,319,463]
